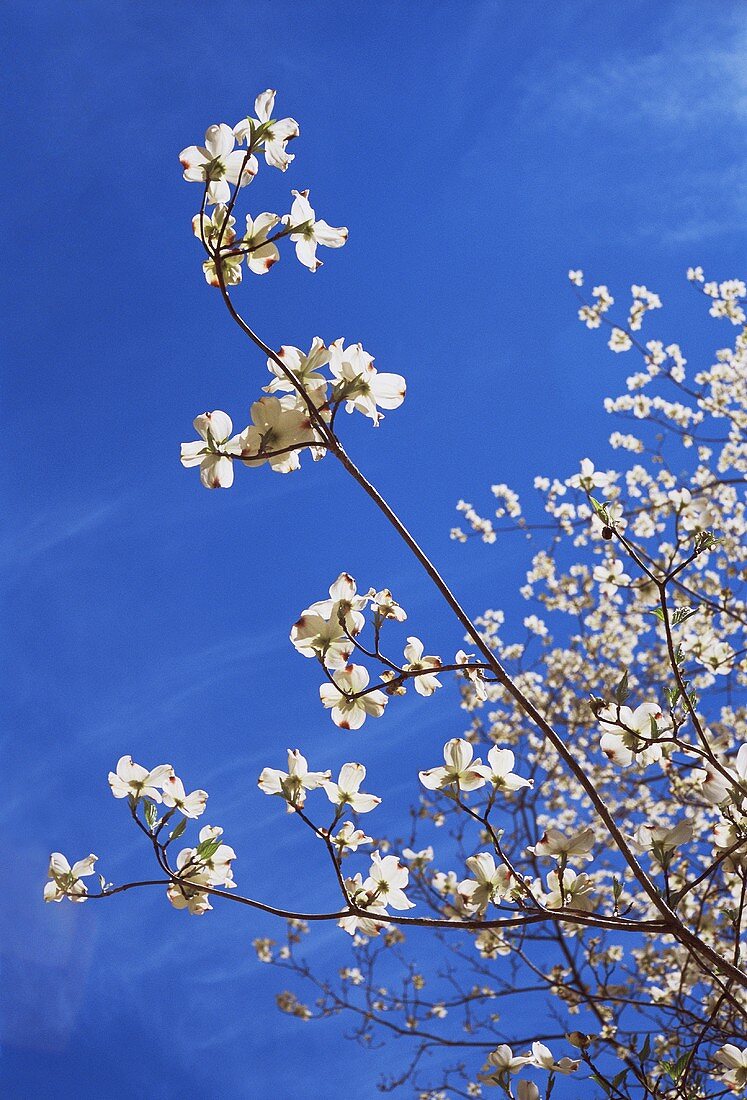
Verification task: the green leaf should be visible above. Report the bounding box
[647,607,665,621]
[170,817,188,842]
[614,669,630,704]
[195,837,222,862]
[143,799,158,829]
[672,605,698,626]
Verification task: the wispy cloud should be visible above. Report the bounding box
[517,9,747,243]
[0,494,131,575]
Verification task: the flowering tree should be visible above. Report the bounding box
[44,91,747,1099]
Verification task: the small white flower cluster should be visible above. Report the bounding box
[419,738,531,797]
[178,92,407,490]
[481,1041,579,1091]
[167,825,237,915]
[180,337,405,488]
[578,284,614,329]
[701,276,747,326]
[181,90,347,277]
[258,750,380,818]
[289,572,459,728]
[597,701,668,769]
[46,755,235,915]
[109,754,208,818]
[256,748,413,936]
[627,284,662,332]
[452,499,497,543]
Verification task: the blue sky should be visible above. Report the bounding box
[2,2,745,1097]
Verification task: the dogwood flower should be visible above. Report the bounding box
[319,664,388,729]
[191,205,243,286]
[166,873,213,915]
[715,1044,747,1091]
[108,756,173,802]
[265,337,330,396]
[482,746,532,794]
[167,824,237,913]
[308,573,371,618]
[243,212,281,274]
[543,868,595,911]
[530,1042,579,1074]
[529,826,595,862]
[291,608,356,669]
[328,339,406,426]
[258,749,331,811]
[192,204,236,248]
[592,558,631,597]
[233,90,299,172]
[286,189,348,272]
[364,851,415,911]
[161,774,208,819]
[291,573,367,669]
[455,649,488,701]
[419,738,489,793]
[485,1044,532,1076]
[516,1082,540,1100]
[402,636,442,695]
[171,825,236,891]
[401,846,434,866]
[179,123,257,204]
[682,629,735,675]
[370,588,407,622]
[200,251,244,288]
[458,853,513,914]
[339,873,388,937]
[237,396,313,474]
[323,763,381,813]
[598,701,666,767]
[631,820,693,865]
[180,411,243,489]
[568,458,609,491]
[44,853,99,903]
[698,748,747,804]
[331,821,372,854]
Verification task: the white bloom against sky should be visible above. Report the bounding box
[180,123,257,205]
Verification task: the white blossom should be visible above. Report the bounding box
[108,755,173,802]
[179,123,257,204]
[161,774,208,819]
[323,763,381,814]
[419,738,489,793]
[243,211,281,274]
[44,853,98,903]
[233,90,299,172]
[458,853,513,914]
[258,749,331,811]
[319,664,387,729]
[180,410,244,489]
[528,826,595,862]
[328,339,406,426]
[481,746,532,794]
[285,189,347,272]
[402,636,442,696]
